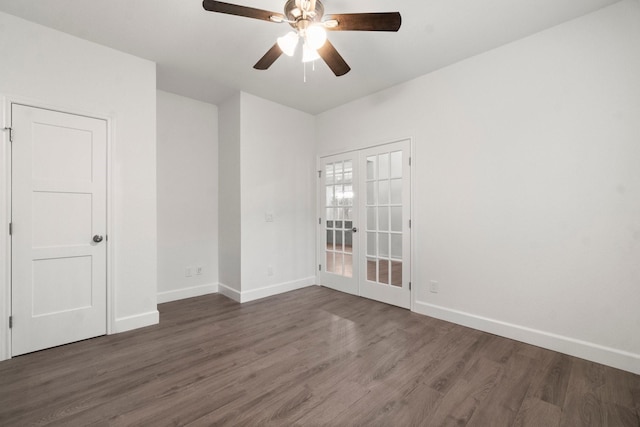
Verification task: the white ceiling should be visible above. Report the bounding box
[0,0,621,114]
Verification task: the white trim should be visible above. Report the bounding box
[218,283,241,302]
[157,283,219,304]
[0,96,10,361]
[317,136,415,160]
[414,300,640,375]
[0,94,116,359]
[239,277,316,303]
[315,156,322,288]
[113,310,159,333]
[106,116,116,335]
[409,138,415,313]
[219,278,317,304]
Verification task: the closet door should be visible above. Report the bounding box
[11,104,107,356]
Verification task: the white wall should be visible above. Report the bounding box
[217,92,316,302]
[218,93,242,296]
[239,93,316,301]
[0,11,158,358]
[316,0,640,374]
[157,90,218,303]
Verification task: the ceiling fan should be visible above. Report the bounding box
[202,0,401,76]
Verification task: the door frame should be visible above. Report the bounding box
[0,95,116,361]
[316,137,415,311]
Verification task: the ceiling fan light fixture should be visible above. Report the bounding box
[302,43,320,62]
[277,31,299,56]
[305,24,327,50]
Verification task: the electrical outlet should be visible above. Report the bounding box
[430,280,439,293]
[196,266,203,275]
[185,267,193,277]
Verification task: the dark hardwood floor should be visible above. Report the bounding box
[1,286,638,426]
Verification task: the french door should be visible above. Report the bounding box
[318,140,411,309]
[318,152,359,295]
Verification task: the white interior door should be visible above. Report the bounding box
[11,104,107,356]
[359,140,411,308]
[318,140,411,308]
[318,153,359,295]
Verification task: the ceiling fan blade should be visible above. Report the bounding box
[202,0,285,22]
[254,43,284,70]
[325,12,401,32]
[317,40,350,76]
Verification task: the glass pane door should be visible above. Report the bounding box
[318,140,411,308]
[318,153,359,295]
[359,140,411,308]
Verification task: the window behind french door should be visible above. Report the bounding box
[318,140,411,309]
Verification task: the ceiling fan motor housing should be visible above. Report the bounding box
[285,0,324,27]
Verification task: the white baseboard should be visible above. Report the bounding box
[218,282,241,302]
[218,277,316,304]
[157,283,219,304]
[112,310,159,334]
[414,300,640,375]
[240,277,316,303]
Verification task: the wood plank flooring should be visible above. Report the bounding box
[0,286,638,426]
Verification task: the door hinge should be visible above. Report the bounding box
[8,316,12,329]
[8,222,12,235]
[409,156,411,166]
[319,217,321,225]
[319,264,322,271]
[3,127,12,143]
[409,219,411,228]
[318,170,322,178]
[409,282,412,290]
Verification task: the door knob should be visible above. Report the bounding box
[93,235,104,243]
[352,227,358,233]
